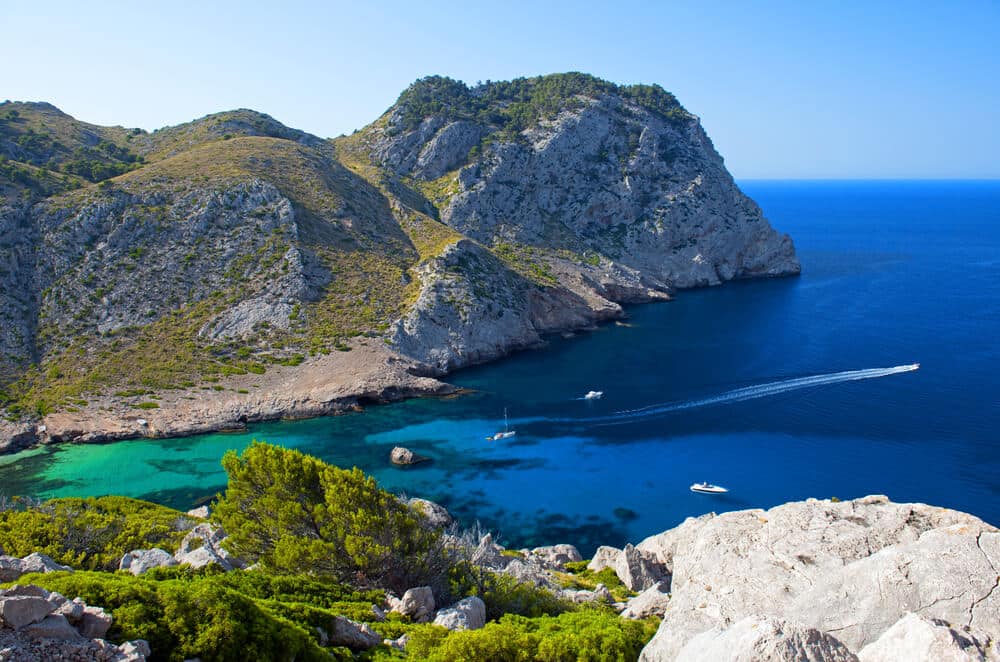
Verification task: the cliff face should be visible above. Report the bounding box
[0,74,798,440]
[362,75,798,369]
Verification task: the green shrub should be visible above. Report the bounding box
[11,571,331,662]
[135,401,160,409]
[0,496,191,570]
[214,442,450,596]
[405,609,658,662]
[449,562,568,621]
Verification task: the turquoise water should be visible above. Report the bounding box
[2,181,998,555]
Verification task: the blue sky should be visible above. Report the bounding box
[3,1,997,178]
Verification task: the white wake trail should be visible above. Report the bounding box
[542,364,919,427]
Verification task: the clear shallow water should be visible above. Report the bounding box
[2,181,998,555]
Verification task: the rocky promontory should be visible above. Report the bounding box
[0,74,798,449]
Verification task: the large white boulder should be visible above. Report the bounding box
[638,496,998,660]
[621,581,671,619]
[587,545,622,572]
[433,596,487,631]
[0,595,53,629]
[668,616,860,662]
[119,548,178,575]
[857,612,1000,661]
[615,543,666,592]
[389,586,435,622]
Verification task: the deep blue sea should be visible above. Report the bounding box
[2,181,997,555]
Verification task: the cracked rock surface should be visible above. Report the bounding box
[637,495,999,661]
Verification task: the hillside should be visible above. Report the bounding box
[0,73,799,449]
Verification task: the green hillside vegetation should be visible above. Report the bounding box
[0,443,659,660]
[0,72,692,419]
[390,72,691,139]
[0,101,143,200]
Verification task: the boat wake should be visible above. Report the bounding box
[539,364,919,428]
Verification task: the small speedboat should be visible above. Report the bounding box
[690,482,728,494]
[583,390,603,400]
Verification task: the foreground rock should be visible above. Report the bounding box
[432,596,487,631]
[407,498,454,528]
[857,613,1000,662]
[635,495,1000,660]
[0,584,148,660]
[0,553,72,583]
[620,582,671,619]
[387,586,435,622]
[324,616,382,650]
[118,548,177,575]
[173,523,243,570]
[671,616,860,662]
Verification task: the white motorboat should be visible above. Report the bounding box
[486,408,517,441]
[583,390,603,400]
[690,482,728,494]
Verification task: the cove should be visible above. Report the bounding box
[2,180,998,555]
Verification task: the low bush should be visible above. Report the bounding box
[0,496,191,570]
[404,609,659,661]
[11,570,335,662]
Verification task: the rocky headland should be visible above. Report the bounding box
[0,73,798,451]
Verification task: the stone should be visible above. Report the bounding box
[327,616,381,650]
[635,496,998,660]
[587,545,622,572]
[390,446,430,465]
[173,523,240,570]
[55,598,84,623]
[0,585,50,599]
[21,613,83,641]
[614,543,666,592]
[530,544,583,569]
[471,533,507,570]
[116,639,152,661]
[391,587,435,622]
[857,613,1000,661]
[79,606,112,639]
[0,595,54,629]
[666,616,860,662]
[407,498,453,528]
[371,604,386,622]
[119,548,178,575]
[0,556,22,582]
[18,553,72,575]
[186,506,210,519]
[621,581,671,619]
[432,596,486,631]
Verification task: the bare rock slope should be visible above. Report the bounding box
[631,495,999,661]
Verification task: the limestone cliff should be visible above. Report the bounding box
[0,74,798,444]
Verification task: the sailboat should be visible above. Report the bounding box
[486,408,517,441]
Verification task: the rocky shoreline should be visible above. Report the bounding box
[0,341,456,454]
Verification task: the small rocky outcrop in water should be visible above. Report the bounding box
[390,446,430,466]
